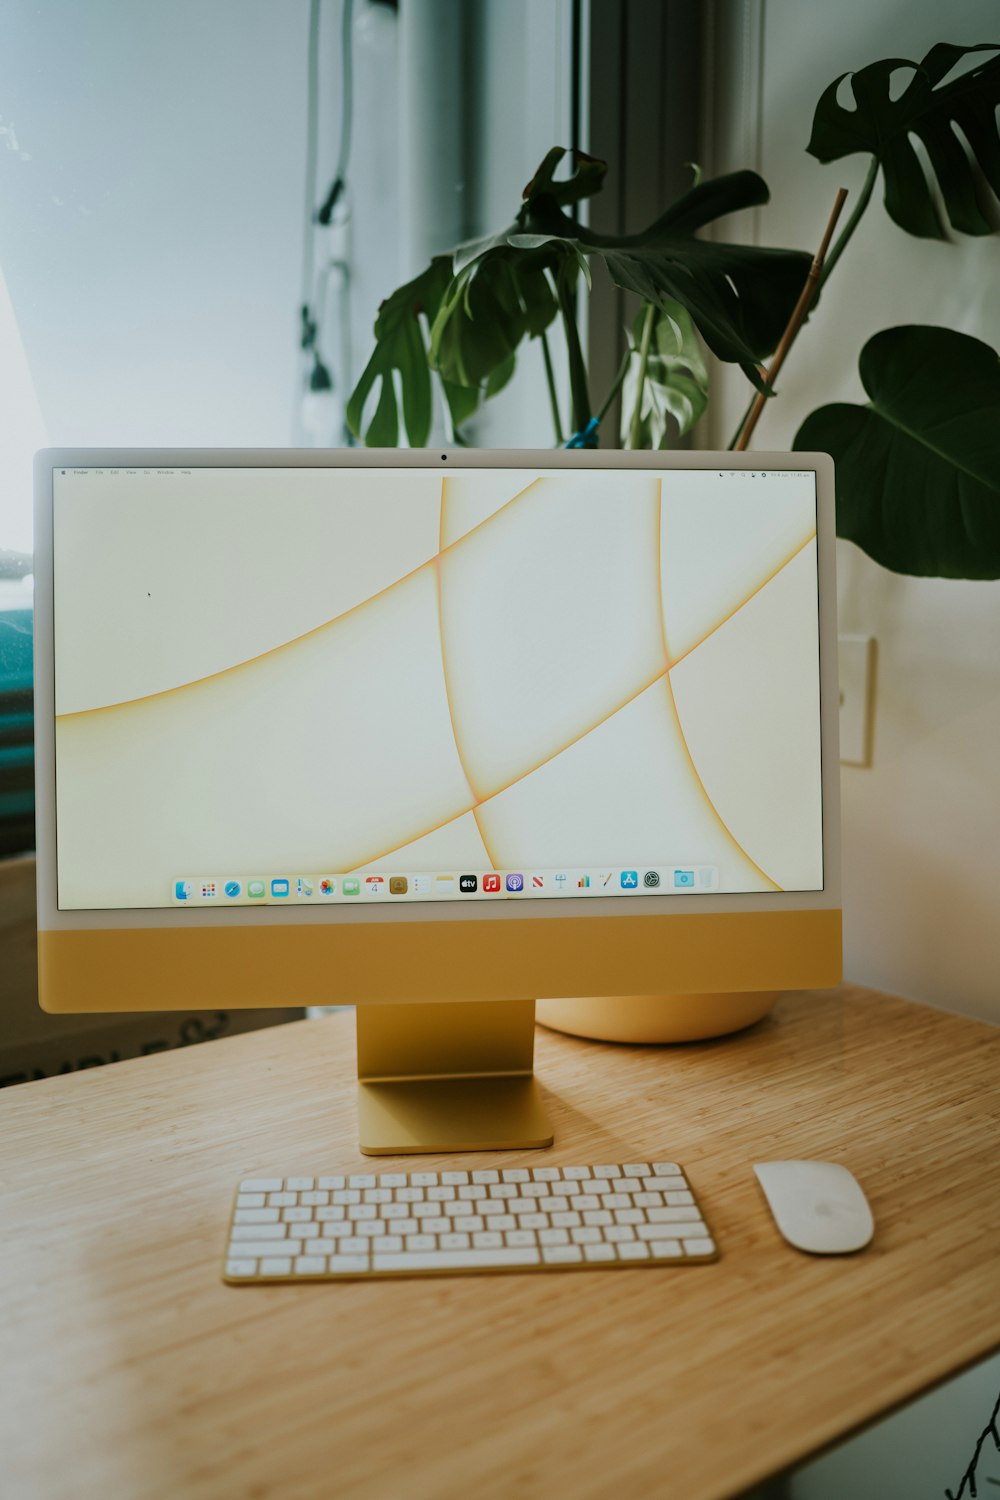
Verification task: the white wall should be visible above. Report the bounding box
[0,0,405,539]
[705,0,1000,1027]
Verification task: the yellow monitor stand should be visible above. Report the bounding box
[355,992,778,1155]
[356,999,553,1155]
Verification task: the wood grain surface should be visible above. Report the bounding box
[2,984,998,1500]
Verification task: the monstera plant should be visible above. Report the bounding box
[347,40,1000,581]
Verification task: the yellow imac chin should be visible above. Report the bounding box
[33,448,842,1154]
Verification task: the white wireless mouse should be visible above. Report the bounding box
[753,1160,875,1254]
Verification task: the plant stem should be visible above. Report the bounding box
[540,330,564,445]
[817,155,878,292]
[556,272,592,435]
[725,158,878,451]
[628,302,656,449]
[735,187,847,453]
[597,347,633,426]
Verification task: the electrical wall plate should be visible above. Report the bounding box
[838,634,876,767]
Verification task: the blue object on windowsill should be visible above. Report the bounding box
[565,417,600,449]
[0,608,34,858]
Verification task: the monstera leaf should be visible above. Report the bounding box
[793,326,1000,578]
[346,258,498,446]
[807,43,1000,238]
[621,301,708,448]
[499,159,812,389]
[429,247,563,390]
[519,160,811,389]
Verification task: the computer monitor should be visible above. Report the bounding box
[33,448,841,1153]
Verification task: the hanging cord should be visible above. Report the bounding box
[299,0,322,356]
[316,0,355,226]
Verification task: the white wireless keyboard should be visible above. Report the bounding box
[223,1161,717,1282]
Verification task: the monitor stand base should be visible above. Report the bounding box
[535,991,780,1044]
[356,999,554,1155]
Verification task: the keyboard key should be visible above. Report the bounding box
[543,1245,583,1264]
[441,1171,469,1185]
[348,1174,376,1189]
[372,1237,404,1253]
[295,1256,326,1274]
[665,1190,695,1206]
[226,1259,257,1277]
[505,1230,537,1248]
[300,1191,329,1207]
[268,1192,297,1207]
[681,1237,716,1256]
[287,1177,314,1191]
[411,1172,438,1186]
[652,1162,682,1176]
[617,1241,650,1260]
[538,1228,569,1246]
[318,1176,346,1190]
[259,1257,293,1276]
[240,1179,283,1192]
[563,1166,591,1180]
[473,1232,503,1249]
[234,1208,280,1224]
[379,1173,407,1188]
[583,1243,616,1262]
[605,1225,635,1243]
[283,1207,312,1223]
[373,1248,541,1272]
[440,1233,470,1250]
[328,1255,369,1274]
[454,1216,484,1233]
[230,1239,301,1259]
[231,1223,288,1241]
[622,1164,650,1177]
[472,1170,499,1184]
[650,1239,682,1257]
[364,1188,393,1204]
[339,1239,369,1256]
[531,1167,561,1181]
[236,1193,266,1208]
[592,1165,620,1178]
[570,1195,600,1212]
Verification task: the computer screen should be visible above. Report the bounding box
[48,460,825,912]
[34,448,840,1151]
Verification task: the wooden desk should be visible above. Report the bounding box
[2,985,998,1500]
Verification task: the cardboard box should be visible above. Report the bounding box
[0,855,304,1088]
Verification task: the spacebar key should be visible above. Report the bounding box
[373,1248,541,1272]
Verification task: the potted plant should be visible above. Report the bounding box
[346,40,1000,583]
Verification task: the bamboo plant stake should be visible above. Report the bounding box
[735,188,849,452]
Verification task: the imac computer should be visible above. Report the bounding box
[33,448,841,1154]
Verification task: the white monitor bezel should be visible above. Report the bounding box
[33,446,840,934]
